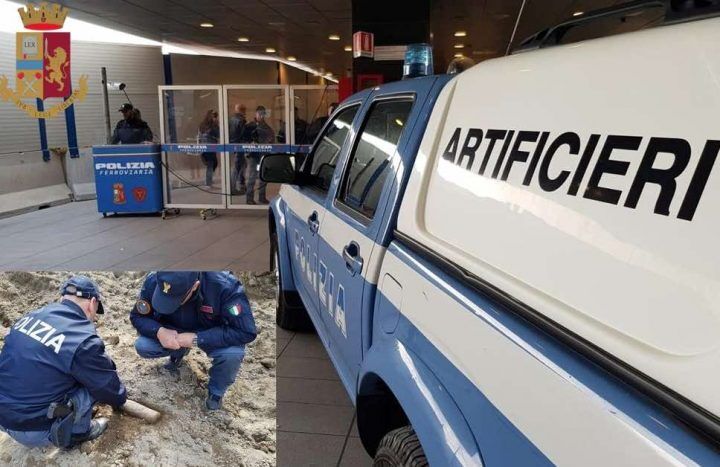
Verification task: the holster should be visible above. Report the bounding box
[47,399,75,449]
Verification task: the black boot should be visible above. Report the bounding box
[162,351,187,374]
[70,417,109,446]
[205,392,223,411]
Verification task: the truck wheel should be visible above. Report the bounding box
[373,426,428,467]
[271,233,313,331]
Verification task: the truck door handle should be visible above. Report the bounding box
[307,211,319,234]
[342,241,364,276]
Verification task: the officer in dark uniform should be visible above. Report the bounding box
[0,276,127,448]
[111,103,153,144]
[130,271,257,411]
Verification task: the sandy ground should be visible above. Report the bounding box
[0,271,276,466]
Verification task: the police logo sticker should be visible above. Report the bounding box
[136,299,152,315]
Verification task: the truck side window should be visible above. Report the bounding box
[306,105,360,192]
[338,98,414,220]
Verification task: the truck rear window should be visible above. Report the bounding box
[338,98,414,220]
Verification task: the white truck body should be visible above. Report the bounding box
[270,12,720,466]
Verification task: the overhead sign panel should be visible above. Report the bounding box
[353,31,374,59]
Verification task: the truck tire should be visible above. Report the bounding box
[271,233,314,331]
[373,426,428,467]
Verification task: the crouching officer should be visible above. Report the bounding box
[130,271,257,411]
[0,276,127,448]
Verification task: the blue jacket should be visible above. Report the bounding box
[229,113,248,144]
[129,272,257,352]
[0,300,127,431]
[111,119,153,144]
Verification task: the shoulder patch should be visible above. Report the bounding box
[136,299,152,315]
[228,304,242,316]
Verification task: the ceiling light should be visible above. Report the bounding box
[287,56,296,61]
[200,22,214,28]
[237,37,249,42]
[344,45,352,52]
[454,43,465,49]
[328,34,340,41]
[265,47,276,53]
[454,31,467,37]
[573,11,583,16]
[454,53,464,58]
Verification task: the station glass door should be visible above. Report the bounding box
[158,84,338,212]
[223,85,290,209]
[290,85,339,149]
[159,86,227,209]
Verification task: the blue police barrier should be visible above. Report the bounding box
[162,144,312,154]
[92,145,163,216]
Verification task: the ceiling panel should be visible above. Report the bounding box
[58,0,353,75]
[58,0,672,78]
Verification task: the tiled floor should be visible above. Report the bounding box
[0,200,270,271]
[277,326,372,467]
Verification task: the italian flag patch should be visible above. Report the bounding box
[229,304,242,316]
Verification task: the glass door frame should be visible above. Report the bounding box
[157,84,338,212]
[158,85,228,210]
[289,84,339,147]
[222,84,291,211]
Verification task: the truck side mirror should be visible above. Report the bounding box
[260,154,305,185]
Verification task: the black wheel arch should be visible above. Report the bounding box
[357,372,411,456]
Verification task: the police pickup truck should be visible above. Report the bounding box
[261,4,720,465]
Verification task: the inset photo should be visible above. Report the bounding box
[0,271,276,466]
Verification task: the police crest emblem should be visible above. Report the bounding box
[0,2,88,119]
[135,299,151,315]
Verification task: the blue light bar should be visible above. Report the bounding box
[403,43,433,79]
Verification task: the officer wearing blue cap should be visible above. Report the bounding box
[130,271,256,410]
[0,276,127,448]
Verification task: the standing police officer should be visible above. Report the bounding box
[0,276,127,448]
[243,106,275,205]
[111,103,153,144]
[130,271,257,411]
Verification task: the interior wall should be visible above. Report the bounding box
[279,63,308,85]
[170,54,279,85]
[308,74,329,86]
[170,54,332,87]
